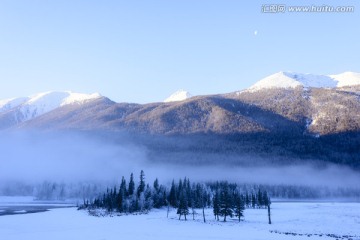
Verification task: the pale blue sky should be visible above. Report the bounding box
[0,0,359,103]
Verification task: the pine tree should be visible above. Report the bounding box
[185,178,191,201]
[153,178,159,192]
[144,184,153,210]
[116,189,124,212]
[120,176,127,196]
[245,192,250,208]
[199,184,207,223]
[263,191,269,207]
[177,190,189,220]
[190,188,196,220]
[219,182,234,222]
[194,183,202,208]
[162,189,167,207]
[177,179,183,201]
[137,170,145,197]
[112,186,117,209]
[169,180,177,207]
[257,189,263,208]
[106,189,113,212]
[251,193,256,209]
[128,173,135,196]
[234,192,245,222]
[213,189,220,221]
[102,193,106,208]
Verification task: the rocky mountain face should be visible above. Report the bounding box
[231,86,360,135]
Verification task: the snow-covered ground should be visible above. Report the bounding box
[0,202,359,240]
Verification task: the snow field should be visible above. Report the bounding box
[0,202,359,240]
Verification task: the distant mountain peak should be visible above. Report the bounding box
[328,72,360,87]
[247,71,360,91]
[164,90,192,102]
[0,91,102,122]
[0,97,29,113]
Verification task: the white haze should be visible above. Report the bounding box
[0,132,359,190]
[0,132,147,183]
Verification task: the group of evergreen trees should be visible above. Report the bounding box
[88,171,167,213]
[210,182,270,222]
[244,189,271,209]
[212,182,244,222]
[168,178,210,220]
[82,171,271,223]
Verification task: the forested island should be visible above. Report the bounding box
[80,171,271,223]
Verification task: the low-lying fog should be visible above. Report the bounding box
[1,131,359,196]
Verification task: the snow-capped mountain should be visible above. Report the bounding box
[0,97,29,113]
[0,91,102,123]
[164,90,192,102]
[329,72,360,87]
[19,91,102,121]
[0,80,358,170]
[247,71,360,91]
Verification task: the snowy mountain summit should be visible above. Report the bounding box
[0,91,102,122]
[164,90,192,102]
[328,72,360,87]
[248,71,360,91]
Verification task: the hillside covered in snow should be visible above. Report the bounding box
[247,71,360,92]
[0,91,102,127]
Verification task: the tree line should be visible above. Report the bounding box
[81,171,271,222]
[4,179,357,201]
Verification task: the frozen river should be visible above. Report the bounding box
[0,196,75,216]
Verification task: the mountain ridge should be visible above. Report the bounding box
[0,76,359,169]
[247,71,360,92]
[1,71,359,135]
[0,91,102,129]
